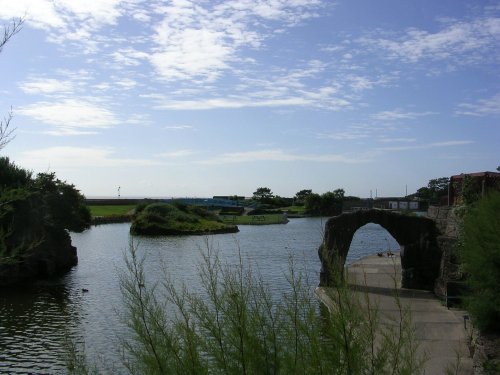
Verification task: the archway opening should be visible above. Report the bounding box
[347,223,401,265]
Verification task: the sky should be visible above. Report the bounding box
[0,0,498,199]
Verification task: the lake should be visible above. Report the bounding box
[0,218,400,374]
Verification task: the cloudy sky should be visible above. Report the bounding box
[0,0,498,198]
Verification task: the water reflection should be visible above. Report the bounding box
[0,282,82,374]
[0,218,399,373]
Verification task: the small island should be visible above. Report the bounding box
[130,202,239,236]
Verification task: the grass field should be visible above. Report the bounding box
[88,205,136,217]
[282,205,306,214]
[220,214,288,225]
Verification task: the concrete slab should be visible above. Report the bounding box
[316,252,473,374]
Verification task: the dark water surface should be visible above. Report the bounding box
[0,218,399,374]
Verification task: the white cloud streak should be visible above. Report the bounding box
[455,93,500,116]
[197,149,369,165]
[18,99,119,135]
[372,110,437,121]
[365,17,500,64]
[17,146,161,169]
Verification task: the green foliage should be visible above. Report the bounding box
[416,177,449,204]
[294,189,312,205]
[252,187,274,204]
[70,242,423,374]
[459,174,480,205]
[0,157,32,191]
[304,189,344,216]
[130,203,235,235]
[0,157,90,262]
[460,192,500,332]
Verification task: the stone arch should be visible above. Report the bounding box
[319,209,441,290]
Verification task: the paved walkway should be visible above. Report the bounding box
[316,253,473,374]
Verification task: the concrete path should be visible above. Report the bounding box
[316,253,473,375]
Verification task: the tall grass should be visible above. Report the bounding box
[69,240,424,375]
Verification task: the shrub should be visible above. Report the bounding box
[69,241,424,374]
[460,192,500,332]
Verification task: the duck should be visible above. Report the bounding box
[82,288,89,293]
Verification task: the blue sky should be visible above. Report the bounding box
[0,0,498,198]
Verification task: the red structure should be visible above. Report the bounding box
[448,171,500,205]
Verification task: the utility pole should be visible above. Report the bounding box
[118,186,121,198]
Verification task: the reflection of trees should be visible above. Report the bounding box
[0,282,83,373]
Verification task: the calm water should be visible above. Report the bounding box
[0,218,399,374]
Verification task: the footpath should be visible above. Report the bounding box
[316,253,473,374]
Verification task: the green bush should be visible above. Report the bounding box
[460,192,500,332]
[69,242,424,374]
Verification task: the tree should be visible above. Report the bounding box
[304,193,322,214]
[252,187,274,203]
[332,188,345,201]
[415,177,449,204]
[294,189,312,205]
[0,158,90,262]
[304,189,344,216]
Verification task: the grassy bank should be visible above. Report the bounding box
[88,205,136,217]
[220,213,288,225]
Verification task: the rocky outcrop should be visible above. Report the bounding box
[319,209,441,290]
[0,231,77,286]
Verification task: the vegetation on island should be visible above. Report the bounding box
[130,202,238,236]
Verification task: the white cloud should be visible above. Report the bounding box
[115,78,138,89]
[148,0,324,82]
[19,77,73,94]
[157,149,196,158]
[377,140,473,152]
[372,110,437,121]
[164,125,193,130]
[197,149,368,165]
[455,93,500,116]
[111,48,149,67]
[18,98,119,135]
[0,0,127,50]
[17,146,160,169]
[366,17,500,64]
[155,97,311,110]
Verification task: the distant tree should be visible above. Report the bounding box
[416,177,449,204]
[304,193,322,214]
[497,166,500,172]
[294,189,312,205]
[332,188,345,201]
[304,189,344,216]
[252,187,274,204]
